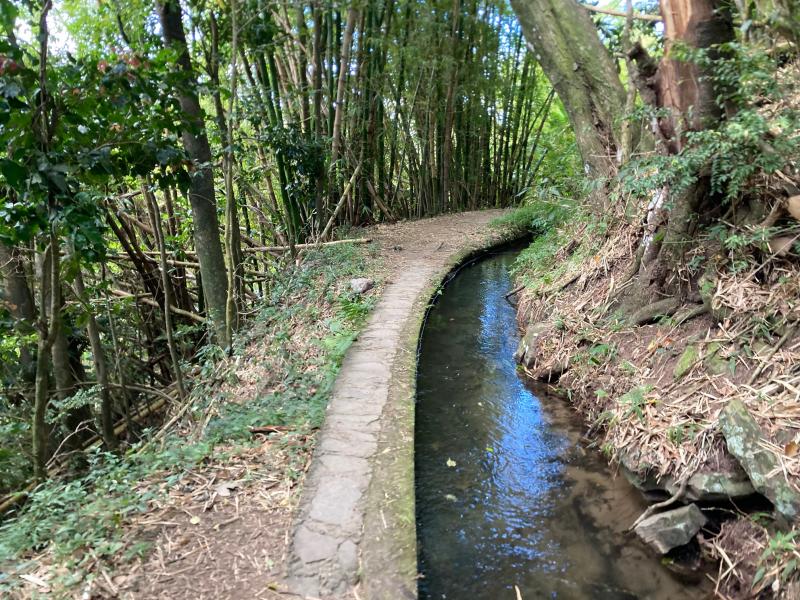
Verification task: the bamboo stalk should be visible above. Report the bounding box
[320,164,363,242]
[110,289,206,323]
[244,237,372,252]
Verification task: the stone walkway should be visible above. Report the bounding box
[285,211,510,599]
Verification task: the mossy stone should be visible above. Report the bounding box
[674,345,699,380]
[704,342,729,376]
[719,399,800,522]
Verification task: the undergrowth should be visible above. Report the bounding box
[0,242,379,593]
[491,196,575,237]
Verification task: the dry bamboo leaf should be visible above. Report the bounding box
[787,195,800,222]
[785,441,799,458]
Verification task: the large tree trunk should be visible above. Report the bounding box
[655,0,734,152]
[509,0,627,180]
[637,0,734,292]
[156,0,230,346]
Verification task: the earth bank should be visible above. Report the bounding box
[511,205,800,598]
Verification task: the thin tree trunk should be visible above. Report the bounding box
[224,0,242,342]
[72,260,117,450]
[156,0,229,346]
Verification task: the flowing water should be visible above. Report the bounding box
[415,248,708,600]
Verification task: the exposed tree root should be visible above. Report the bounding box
[673,303,708,326]
[628,296,680,326]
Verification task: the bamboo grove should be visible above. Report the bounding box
[0,0,569,493]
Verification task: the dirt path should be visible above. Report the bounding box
[106,211,507,600]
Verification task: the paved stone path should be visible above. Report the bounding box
[286,211,508,599]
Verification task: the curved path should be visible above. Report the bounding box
[286,211,511,599]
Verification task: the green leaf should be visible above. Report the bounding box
[0,158,26,189]
[752,566,765,586]
[781,559,797,582]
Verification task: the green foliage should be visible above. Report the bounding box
[509,203,596,295]
[491,198,574,237]
[260,122,325,229]
[620,43,799,206]
[0,24,196,259]
[578,342,618,366]
[0,242,379,591]
[754,529,800,589]
[618,385,654,422]
[667,422,700,446]
[0,401,29,493]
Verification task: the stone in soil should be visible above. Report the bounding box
[514,321,567,380]
[635,504,707,554]
[719,398,800,522]
[673,344,698,380]
[350,278,374,294]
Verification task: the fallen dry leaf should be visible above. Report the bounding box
[785,441,798,457]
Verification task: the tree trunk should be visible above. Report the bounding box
[156,0,230,346]
[655,0,733,152]
[637,0,733,292]
[73,263,117,450]
[32,243,55,480]
[509,0,627,180]
[0,243,36,382]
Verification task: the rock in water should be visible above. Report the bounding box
[513,322,552,367]
[350,278,374,294]
[619,451,755,502]
[635,504,707,554]
[719,398,800,521]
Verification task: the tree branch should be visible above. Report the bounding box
[580,3,661,22]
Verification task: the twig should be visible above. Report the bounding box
[504,284,525,299]
[580,3,661,22]
[746,321,799,386]
[110,288,206,323]
[629,476,690,531]
[243,238,371,253]
[249,425,291,435]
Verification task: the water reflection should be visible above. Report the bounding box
[415,250,707,599]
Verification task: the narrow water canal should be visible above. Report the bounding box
[415,248,706,599]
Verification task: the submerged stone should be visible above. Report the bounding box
[635,504,707,554]
[719,398,800,521]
